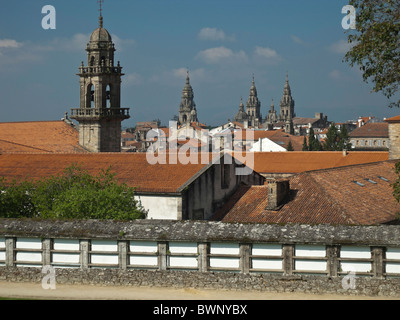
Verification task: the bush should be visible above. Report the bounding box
[0,164,145,220]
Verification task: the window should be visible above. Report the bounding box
[353,181,365,187]
[378,176,389,182]
[365,178,377,184]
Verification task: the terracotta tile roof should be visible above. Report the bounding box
[0,153,222,194]
[0,121,87,153]
[236,151,389,174]
[349,122,388,138]
[385,115,400,123]
[212,160,399,225]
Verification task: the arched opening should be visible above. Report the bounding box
[106,84,111,108]
[90,56,95,67]
[87,83,95,108]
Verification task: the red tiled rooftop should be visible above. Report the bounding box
[349,122,388,138]
[212,160,399,225]
[234,151,389,174]
[0,121,87,153]
[0,153,222,193]
[385,115,400,122]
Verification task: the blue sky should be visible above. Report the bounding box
[0,0,399,128]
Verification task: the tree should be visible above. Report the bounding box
[287,140,294,151]
[302,136,308,151]
[344,0,400,108]
[338,125,352,151]
[324,123,340,151]
[0,164,146,220]
[323,123,352,151]
[308,128,322,151]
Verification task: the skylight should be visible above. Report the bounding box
[378,176,389,182]
[365,178,377,184]
[353,181,365,187]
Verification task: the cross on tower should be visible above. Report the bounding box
[97,0,104,27]
[98,0,104,16]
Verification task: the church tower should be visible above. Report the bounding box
[178,71,198,126]
[279,73,295,122]
[266,99,278,124]
[234,97,249,124]
[70,7,130,152]
[246,75,262,127]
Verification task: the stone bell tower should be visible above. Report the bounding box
[70,8,130,152]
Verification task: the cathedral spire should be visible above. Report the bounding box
[279,73,295,122]
[246,75,261,127]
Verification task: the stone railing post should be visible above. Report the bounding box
[282,244,294,275]
[158,242,168,271]
[118,241,128,270]
[371,247,385,279]
[198,242,209,272]
[240,244,251,274]
[42,239,52,266]
[5,238,14,267]
[327,245,340,277]
[80,240,90,269]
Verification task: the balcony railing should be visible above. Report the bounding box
[70,108,130,120]
[78,66,123,75]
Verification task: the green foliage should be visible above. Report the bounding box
[323,123,352,151]
[344,0,400,108]
[0,178,35,218]
[0,164,145,220]
[302,136,308,151]
[307,128,322,151]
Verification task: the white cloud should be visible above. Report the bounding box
[198,27,235,42]
[0,39,23,49]
[291,35,305,45]
[111,34,136,51]
[124,72,143,86]
[253,46,282,64]
[328,39,355,55]
[196,46,248,64]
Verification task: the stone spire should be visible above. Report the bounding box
[279,73,295,122]
[246,74,262,127]
[266,99,277,124]
[234,97,248,123]
[179,70,198,125]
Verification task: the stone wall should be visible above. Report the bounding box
[1,219,400,297]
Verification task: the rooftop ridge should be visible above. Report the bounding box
[292,159,396,176]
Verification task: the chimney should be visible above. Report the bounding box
[266,179,290,210]
[385,116,400,160]
[343,149,348,157]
